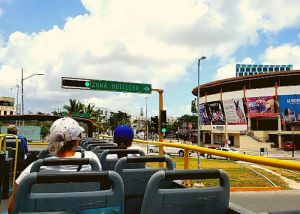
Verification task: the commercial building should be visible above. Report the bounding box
[236,64,293,77]
[192,70,300,149]
[0,97,15,116]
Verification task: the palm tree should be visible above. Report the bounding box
[63,99,82,114]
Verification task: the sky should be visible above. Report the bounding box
[1,0,300,117]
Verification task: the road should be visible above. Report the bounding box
[230,190,300,213]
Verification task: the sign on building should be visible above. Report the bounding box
[223,98,247,124]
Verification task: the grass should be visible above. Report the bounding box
[263,166,300,182]
[147,156,290,188]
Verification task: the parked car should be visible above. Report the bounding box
[283,141,296,151]
[148,145,159,153]
[164,143,194,157]
[206,147,239,160]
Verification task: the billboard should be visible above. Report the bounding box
[199,103,210,125]
[223,98,247,125]
[1,126,41,141]
[279,95,300,124]
[246,96,275,117]
[207,101,225,125]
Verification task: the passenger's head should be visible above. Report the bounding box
[113,125,134,149]
[7,125,18,135]
[49,117,84,156]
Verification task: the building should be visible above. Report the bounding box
[236,64,293,77]
[192,70,300,149]
[131,115,147,133]
[167,116,177,125]
[0,97,15,116]
[97,107,111,122]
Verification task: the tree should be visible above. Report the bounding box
[63,99,83,114]
[108,111,131,130]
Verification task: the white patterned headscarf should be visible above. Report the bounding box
[48,117,84,151]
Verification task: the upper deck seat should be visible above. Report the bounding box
[13,171,124,214]
[140,169,230,214]
[29,158,101,193]
[114,155,174,214]
[99,149,145,171]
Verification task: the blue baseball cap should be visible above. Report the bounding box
[113,125,134,145]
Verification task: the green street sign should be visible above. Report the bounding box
[62,77,152,94]
[91,79,152,94]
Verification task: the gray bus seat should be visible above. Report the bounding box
[13,171,124,214]
[85,142,117,151]
[5,137,25,171]
[82,140,111,149]
[141,169,230,214]
[99,149,145,171]
[37,147,85,159]
[114,155,174,214]
[30,158,101,193]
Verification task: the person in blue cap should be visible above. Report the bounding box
[107,125,141,159]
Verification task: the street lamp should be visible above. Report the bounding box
[21,68,44,116]
[197,56,206,170]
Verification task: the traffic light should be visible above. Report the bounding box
[61,77,91,90]
[161,110,167,133]
[150,116,158,132]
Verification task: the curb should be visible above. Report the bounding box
[230,186,281,192]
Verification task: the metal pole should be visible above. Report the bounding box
[292,127,295,158]
[197,60,201,170]
[197,57,206,170]
[145,97,148,140]
[21,68,24,115]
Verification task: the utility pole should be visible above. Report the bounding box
[152,88,164,156]
[145,97,148,140]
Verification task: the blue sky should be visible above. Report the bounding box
[1,0,300,117]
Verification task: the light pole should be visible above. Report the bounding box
[197,56,206,170]
[145,97,148,140]
[21,68,44,117]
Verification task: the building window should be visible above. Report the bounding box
[246,68,250,72]
[263,67,267,72]
[3,111,7,115]
[280,67,285,71]
[241,68,245,72]
[269,67,273,72]
[275,67,279,71]
[10,111,13,115]
[251,67,256,72]
[257,68,262,72]
[286,67,290,71]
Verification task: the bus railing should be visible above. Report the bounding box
[0,134,20,192]
[101,135,300,171]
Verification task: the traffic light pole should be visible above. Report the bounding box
[152,88,164,156]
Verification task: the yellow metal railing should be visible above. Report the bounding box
[0,134,20,191]
[101,135,300,171]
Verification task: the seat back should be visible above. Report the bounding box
[13,171,124,214]
[5,137,25,171]
[115,155,173,214]
[141,169,230,214]
[82,140,111,149]
[85,142,117,151]
[30,158,100,193]
[100,149,145,171]
[37,147,85,159]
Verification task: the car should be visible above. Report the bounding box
[283,141,296,151]
[206,147,239,160]
[163,144,194,157]
[148,145,159,153]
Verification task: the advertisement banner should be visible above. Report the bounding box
[199,103,210,125]
[1,126,41,141]
[246,96,275,117]
[207,101,225,125]
[279,95,300,124]
[223,98,247,124]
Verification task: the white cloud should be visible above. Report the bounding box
[215,57,254,80]
[261,44,300,69]
[0,8,3,17]
[1,0,300,115]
